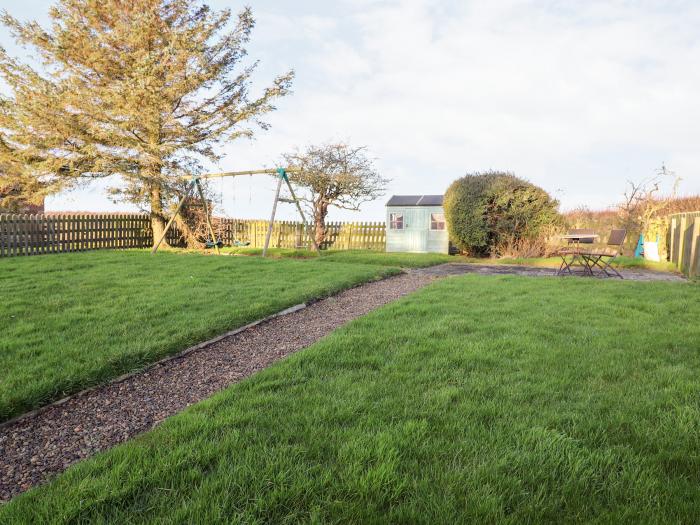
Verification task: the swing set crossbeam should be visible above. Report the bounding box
[189,168,298,180]
[151,167,320,257]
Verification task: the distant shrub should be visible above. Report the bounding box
[444,171,562,257]
[564,190,700,257]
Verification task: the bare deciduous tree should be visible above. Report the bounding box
[617,164,681,240]
[283,143,388,245]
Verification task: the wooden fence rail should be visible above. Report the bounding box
[0,213,183,257]
[0,214,387,257]
[217,219,386,251]
[668,211,700,278]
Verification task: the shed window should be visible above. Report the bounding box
[390,213,404,230]
[430,213,446,230]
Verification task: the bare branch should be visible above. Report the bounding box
[283,142,389,245]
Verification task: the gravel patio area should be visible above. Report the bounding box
[0,261,684,502]
[418,262,686,282]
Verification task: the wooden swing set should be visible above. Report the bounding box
[151,168,320,257]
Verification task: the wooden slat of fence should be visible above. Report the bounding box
[689,217,700,278]
[83,214,88,251]
[51,215,57,253]
[677,216,687,273]
[24,214,30,256]
[71,215,85,252]
[0,214,5,257]
[16,214,23,255]
[17,214,24,256]
[70,214,75,252]
[6,214,12,256]
[7,214,12,255]
[76,214,82,251]
[82,214,88,251]
[26,215,33,255]
[1,214,8,256]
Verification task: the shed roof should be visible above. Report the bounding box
[386,195,444,207]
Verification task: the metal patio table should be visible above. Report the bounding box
[557,234,599,276]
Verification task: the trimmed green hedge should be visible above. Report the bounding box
[444,171,561,256]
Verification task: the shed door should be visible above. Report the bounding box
[406,209,428,252]
[410,230,427,252]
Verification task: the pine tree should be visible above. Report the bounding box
[0,0,292,243]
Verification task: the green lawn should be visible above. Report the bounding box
[319,250,454,267]
[223,246,677,273]
[0,250,398,422]
[221,247,455,267]
[219,246,318,258]
[3,275,699,523]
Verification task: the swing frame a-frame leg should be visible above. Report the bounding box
[262,168,320,258]
[151,167,314,257]
[151,179,195,255]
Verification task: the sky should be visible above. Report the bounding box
[1,0,699,220]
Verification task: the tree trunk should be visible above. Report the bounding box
[174,214,204,248]
[313,200,328,247]
[150,186,168,248]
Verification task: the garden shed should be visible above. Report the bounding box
[385,195,448,253]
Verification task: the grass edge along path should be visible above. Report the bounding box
[2,274,699,522]
[0,250,400,422]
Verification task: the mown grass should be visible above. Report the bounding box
[0,250,397,422]
[221,246,677,273]
[320,250,454,267]
[220,247,455,267]
[219,246,318,259]
[3,275,698,522]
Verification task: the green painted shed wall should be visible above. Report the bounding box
[385,205,449,254]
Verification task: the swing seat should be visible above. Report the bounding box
[205,240,224,249]
[233,240,250,247]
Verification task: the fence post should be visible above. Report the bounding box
[0,214,6,257]
[689,217,700,278]
[669,217,677,264]
[677,216,687,272]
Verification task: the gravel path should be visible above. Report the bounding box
[0,272,436,502]
[0,261,684,502]
[418,262,686,282]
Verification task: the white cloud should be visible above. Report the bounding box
[31,0,700,217]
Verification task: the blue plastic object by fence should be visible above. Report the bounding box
[634,234,644,258]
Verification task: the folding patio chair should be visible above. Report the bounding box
[580,229,627,279]
[557,229,596,275]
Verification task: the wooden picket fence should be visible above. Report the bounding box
[668,211,700,278]
[0,213,386,257]
[219,219,385,251]
[0,213,184,257]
